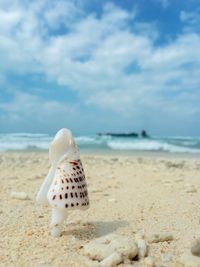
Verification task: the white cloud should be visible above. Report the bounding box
[0,90,80,132]
[0,0,199,134]
[44,1,83,29]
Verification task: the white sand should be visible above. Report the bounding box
[0,152,200,266]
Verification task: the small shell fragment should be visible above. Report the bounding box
[11,191,29,200]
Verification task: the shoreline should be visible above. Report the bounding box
[1,149,200,159]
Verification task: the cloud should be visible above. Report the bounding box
[0,0,199,134]
[44,1,82,29]
[0,90,79,133]
[180,9,200,33]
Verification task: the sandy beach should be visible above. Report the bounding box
[1,152,200,267]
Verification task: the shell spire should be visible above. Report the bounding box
[36,128,89,237]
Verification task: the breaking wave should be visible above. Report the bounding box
[0,133,200,154]
[107,139,200,153]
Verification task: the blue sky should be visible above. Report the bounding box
[0,0,200,136]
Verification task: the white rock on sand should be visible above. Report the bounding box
[83,233,146,266]
[10,191,30,200]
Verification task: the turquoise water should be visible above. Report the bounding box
[0,133,200,154]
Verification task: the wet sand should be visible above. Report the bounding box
[0,152,200,266]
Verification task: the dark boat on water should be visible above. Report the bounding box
[97,132,138,137]
[97,130,149,138]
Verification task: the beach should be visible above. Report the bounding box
[1,151,200,267]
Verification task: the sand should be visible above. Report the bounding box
[0,152,200,266]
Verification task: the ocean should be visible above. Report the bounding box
[0,133,200,154]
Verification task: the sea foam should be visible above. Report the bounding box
[107,139,200,153]
[0,133,200,153]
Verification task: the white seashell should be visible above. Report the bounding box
[49,128,72,165]
[47,155,90,210]
[36,128,89,237]
[36,128,72,204]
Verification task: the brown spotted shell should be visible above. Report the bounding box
[47,158,89,210]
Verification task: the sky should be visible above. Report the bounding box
[0,0,200,136]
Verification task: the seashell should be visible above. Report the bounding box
[36,128,72,205]
[48,154,89,211]
[36,128,89,237]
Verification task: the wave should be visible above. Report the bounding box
[107,139,200,153]
[0,133,49,137]
[75,135,111,146]
[0,133,200,153]
[0,140,50,151]
[0,133,51,151]
[75,136,102,145]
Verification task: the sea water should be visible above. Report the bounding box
[0,133,200,154]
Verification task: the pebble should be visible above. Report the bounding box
[11,191,30,200]
[99,252,122,267]
[191,238,200,256]
[148,233,174,243]
[179,253,200,267]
